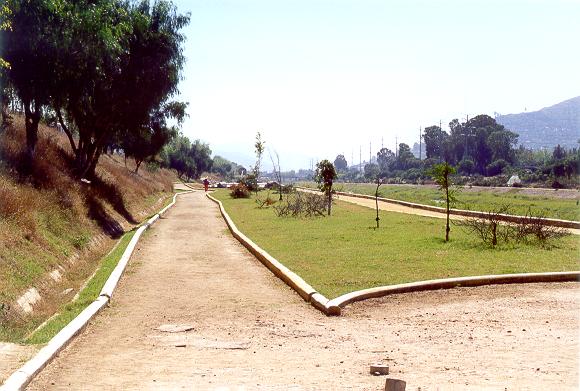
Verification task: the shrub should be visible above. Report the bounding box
[457,205,569,248]
[274,192,327,217]
[229,183,250,198]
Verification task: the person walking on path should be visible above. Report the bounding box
[203,178,209,192]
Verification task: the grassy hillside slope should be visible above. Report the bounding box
[0,115,177,341]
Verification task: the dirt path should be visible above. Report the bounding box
[309,190,580,235]
[27,191,579,390]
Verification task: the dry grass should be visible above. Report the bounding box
[0,115,177,341]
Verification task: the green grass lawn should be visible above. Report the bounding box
[297,182,580,221]
[214,189,579,298]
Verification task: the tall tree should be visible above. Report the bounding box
[396,143,416,170]
[55,0,189,179]
[423,125,449,160]
[333,154,348,172]
[315,159,337,216]
[430,162,457,242]
[376,147,395,175]
[3,0,60,163]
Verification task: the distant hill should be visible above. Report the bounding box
[496,96,580,150]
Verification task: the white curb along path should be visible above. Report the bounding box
[206,193,341,316]
[0,190,193,391]
[210,192,580,316]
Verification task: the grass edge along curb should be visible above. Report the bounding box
[0,190,194,391]
[327,271,580,309]
[206,193,341,317]
[295,187,580,229]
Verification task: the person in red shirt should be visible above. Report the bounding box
[203,178,209,192]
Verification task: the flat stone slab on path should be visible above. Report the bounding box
[25,191,579,390]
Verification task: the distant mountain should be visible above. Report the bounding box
[496,96,580,150]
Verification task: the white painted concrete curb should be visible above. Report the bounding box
[0,190,193,391]
[210,192,579,315]
[206,193,341,316]
[327,271,580,309]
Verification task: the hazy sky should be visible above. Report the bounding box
[172,0,580,170]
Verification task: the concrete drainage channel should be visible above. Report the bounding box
[0,190,194,391]
[208,193,580,316]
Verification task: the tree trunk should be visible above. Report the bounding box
[327,188,332,216]
[23,99,41,162]
[56,108,78,156]
[134,158,142,174]
[375,178,381,229]
[445,178,450,242]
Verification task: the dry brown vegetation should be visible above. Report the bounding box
[0,115,177,341]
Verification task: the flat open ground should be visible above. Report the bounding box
[25,191,579,390]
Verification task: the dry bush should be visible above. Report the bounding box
[456,205,514,246]
[457,204,569,247]
[514,208,569,246]
[274,191,327,217]
[230,183,251,198]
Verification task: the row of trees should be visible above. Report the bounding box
[423,115,518,175]
[332,115,578,185]
[1,0,189,178]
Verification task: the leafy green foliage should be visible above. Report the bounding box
[333,154,348,172]
[2,0,190,178]
[162,134,212,180]
[315,159,337,216]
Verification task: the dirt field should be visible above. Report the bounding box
[26,191,579,390]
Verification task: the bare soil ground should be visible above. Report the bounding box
[26,191,579,390]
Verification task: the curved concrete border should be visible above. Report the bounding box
[206,193,341,316]
[327,271,580,309]
[209,192,579,314]
[0,190,194,391]
[295,187,580,229]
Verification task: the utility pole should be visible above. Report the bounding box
[369,141,372,164]
[359,145,362,173]
[395,136,398,158]
[439,119,442,130]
